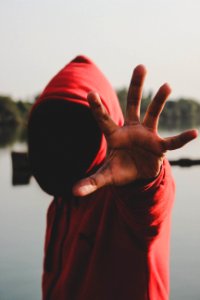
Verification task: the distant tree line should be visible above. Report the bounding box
[0,95,32,147]
[116,88,200,129]
[1,90,200,130]
[0,95,32,126]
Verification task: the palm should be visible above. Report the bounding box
[73,65,198,197]
[106,125,164,184]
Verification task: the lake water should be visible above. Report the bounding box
[0,130,200,300]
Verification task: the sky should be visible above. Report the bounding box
[0,0,200,101]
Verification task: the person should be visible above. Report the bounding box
[28,55,198,300]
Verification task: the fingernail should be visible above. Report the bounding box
[88,92,101,105]
[79,185,96,195]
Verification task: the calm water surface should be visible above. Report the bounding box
[0,131,200,300]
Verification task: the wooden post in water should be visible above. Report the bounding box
[11,151,31,185]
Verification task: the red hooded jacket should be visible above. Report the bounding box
[28,55,175,300]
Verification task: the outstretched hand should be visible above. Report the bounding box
[73,65,198,197]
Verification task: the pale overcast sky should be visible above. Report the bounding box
[0,0,200,101]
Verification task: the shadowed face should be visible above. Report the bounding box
[28,100,101,196]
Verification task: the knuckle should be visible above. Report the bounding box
[131,76,142,88]
[160,139,167,152]
[88,176,98,187]
[102,111,110,122]
[147,109,157,118]
[91,101,102,111]
[170,138,178,149]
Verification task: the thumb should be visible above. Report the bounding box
[72,165,112,197]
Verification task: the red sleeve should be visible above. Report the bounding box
[113,159,175,241]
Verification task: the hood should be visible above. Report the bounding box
[28,55,124,196]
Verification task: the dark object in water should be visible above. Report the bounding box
[11,151,31,185]
[169,158,200,167]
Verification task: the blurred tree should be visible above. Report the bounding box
[16,100,32,125]
[116,88,200,130]
[116,87,127,116]
[0,96,21,125]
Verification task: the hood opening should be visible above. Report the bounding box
[28,99,102,196]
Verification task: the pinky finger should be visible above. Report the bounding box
[163,129,198,151]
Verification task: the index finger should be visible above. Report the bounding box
[87,92,118,137]
[126,65,147,124]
